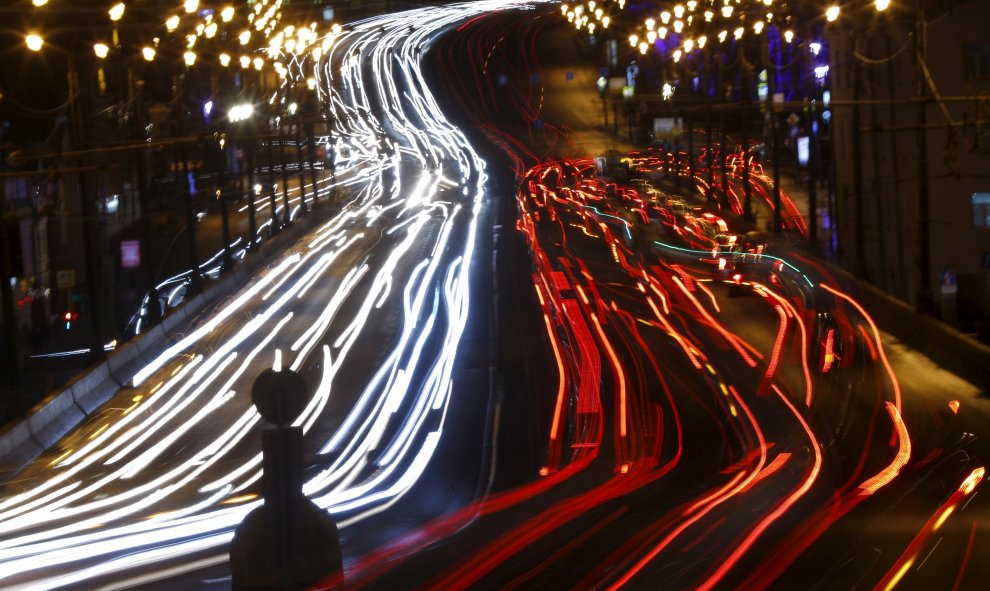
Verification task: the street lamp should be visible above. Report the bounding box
[108,3,125,23]
[24,33,44,52]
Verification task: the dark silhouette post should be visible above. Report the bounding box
[265,127,281,235]
[0,136,22,418]
[217,139,234,271]
[244,128,258,247]
[306,122,320,205]
[295,123,309,215]
[178,142,202,294]
[231,367,342,589]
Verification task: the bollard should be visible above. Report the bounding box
[230,368,342,589]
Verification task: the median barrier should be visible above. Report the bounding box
[137,324,167,359]
[27,388,86,451]
[0,195,344,476]
[73,367,120,415]
[0,422,41,478]
[160,302,187,335]
[106,338,144,385]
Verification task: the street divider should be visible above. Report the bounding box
[0,198,339,480]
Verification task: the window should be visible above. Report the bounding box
[963,43,990,81]
[973,192,990,227]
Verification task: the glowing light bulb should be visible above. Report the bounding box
[25,33,43,51]
[108,2,125,22]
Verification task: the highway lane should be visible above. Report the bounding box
[0,2,556,588]
[2,2,987,589]
[332,7,989,590]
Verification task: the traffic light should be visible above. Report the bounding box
[63,310,78,330]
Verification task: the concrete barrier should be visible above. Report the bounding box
[27,389,86,451]
[0,199,342,478]
[137,324,166,358]
[0,421,42,478]
[859,281,990,392]
[106,339,142,385]
[73,371,120,415]
[160,302,187,335]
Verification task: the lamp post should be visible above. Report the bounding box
[23,33,108,357]
[913,0,932,314]
[0,132,22,419]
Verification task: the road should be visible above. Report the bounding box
[328,6,990,591]
[0,2,988,590]
[0,2,528,588]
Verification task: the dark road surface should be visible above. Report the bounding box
[0,3,987,591]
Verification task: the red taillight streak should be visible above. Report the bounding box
[858,402,911,496]
[857,323,878,360]
[607,385,768,590]
[543,313,567,443]
[821,283,902,411]
[646,297,703,369]
[872,467,985,591]
[671,275,760,367]
[563,300,601,415]
[755,283,813,406]
[696,280,721,313]
[590,312,627,438]
[764,305,788,378]
[822,327,836,372]
[695,384,823,591]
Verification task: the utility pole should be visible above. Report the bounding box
[0,134,22,419]
[69,62,106,358]
[915,0,932,314]
[804,32,818,246]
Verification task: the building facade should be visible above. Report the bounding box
[828,0,990,333]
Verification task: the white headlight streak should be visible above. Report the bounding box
[0,1,550,587]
